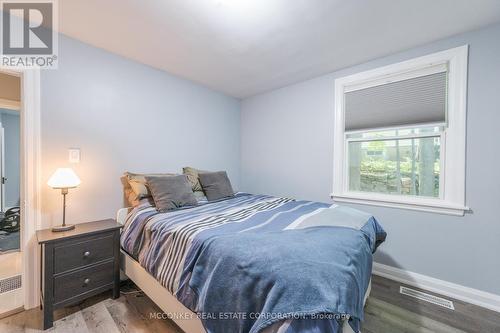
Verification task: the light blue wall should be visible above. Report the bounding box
[40,35,241,227]
[0,109,20,208]
[241,23,500,295]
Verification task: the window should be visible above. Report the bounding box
[347,125,442,198]
[332,46,469,215]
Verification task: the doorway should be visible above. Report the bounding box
[0,72,22,316]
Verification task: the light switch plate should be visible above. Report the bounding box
[68,148,80,163]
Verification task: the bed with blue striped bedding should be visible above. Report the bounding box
[120,193,386,333]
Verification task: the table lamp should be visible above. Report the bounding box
[47,168,81,232]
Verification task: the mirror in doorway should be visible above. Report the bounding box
[0,108,20,253]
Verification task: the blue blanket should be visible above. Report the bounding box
[120,193,386,333]
[190,226,373,333]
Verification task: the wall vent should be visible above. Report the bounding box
[400,286,454,310]
[0,275,21,294]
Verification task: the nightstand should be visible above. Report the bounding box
[36,219,122,330]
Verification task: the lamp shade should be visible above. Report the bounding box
[47,168,81,189]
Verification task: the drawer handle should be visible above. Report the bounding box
[83,251,91,258]
[83,278,90,285]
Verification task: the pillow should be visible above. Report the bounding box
[183,166,209,201]
[198,171,234,201]
[193,190,208,202]
[145,175,197,212]
[125,172,176,201]
[121,175,140,207]
[183,166,205,192]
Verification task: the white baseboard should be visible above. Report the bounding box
[372,262,500,313]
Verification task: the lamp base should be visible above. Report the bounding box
[52,224,75,232]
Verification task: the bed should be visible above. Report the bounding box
[117,193,386,333]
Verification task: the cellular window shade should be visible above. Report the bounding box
[344,71,447,131]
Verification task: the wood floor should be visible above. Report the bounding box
[1,277,499,333]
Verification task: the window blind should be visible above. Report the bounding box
[344,71,447,131]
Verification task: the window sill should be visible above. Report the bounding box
[330,192,469,216]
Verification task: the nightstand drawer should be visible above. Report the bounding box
[54,233,114,273]
[53,260,114,304]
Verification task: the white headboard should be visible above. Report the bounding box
[116,207,131,225]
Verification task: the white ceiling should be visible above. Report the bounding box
[59,0,500,98]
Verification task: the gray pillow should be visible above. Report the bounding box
[198,171,234,201]
[145,175,197,212]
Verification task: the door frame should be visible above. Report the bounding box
[0,66,42,310]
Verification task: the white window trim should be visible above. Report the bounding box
[331,45,469,216]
